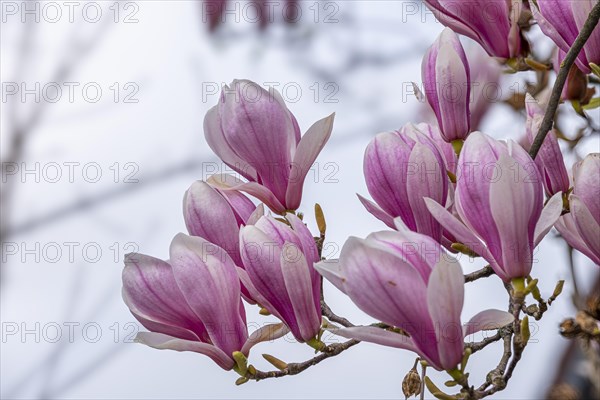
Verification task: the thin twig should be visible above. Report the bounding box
[529,1,600,159]
[248,339,359,381]
[464,266,495,283]
[321,300,355,328]
[465,329,505,354]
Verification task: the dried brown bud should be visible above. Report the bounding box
[402,367,421,399]
[559,318,582,338]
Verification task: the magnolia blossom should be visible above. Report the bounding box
[359,123,450,244]
[524,94,570,197]
[239,214,322,342]
[531,0,600,74]
[204,79,335,214]
[422,28,471,142]
[426,132,563,281]
[417,44,502,134]
[122,234,287,370]
[315,225,514,371]
[556,154,600,265]
[423,0,522,59]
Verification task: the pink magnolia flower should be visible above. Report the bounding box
[425,132,564,281]
[531,0,600,74]
[524,94,570,197]
[122,233,288,370]
[422,28,471,142]
[417,44,502,134]
[315,226,514,371]
[358,123,451,245]
[556,154,600,265]
[238,213,322,342]
[423,0,522,59]
[204,79,335,214]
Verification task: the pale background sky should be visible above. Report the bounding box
[1,1,599,399]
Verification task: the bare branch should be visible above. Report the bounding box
[248,339,359,381]
[464,266,495,283]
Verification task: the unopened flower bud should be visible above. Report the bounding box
[402,367,421,399]
[559,318,582,338]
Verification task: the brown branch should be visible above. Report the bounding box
[529,1,600,159]
[464,266,495,283]
[465,329,505,354]
[321,300,355,328]
[248,339,359,381]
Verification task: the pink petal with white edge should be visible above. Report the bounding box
[357,194,395,229]
[463,309,514,338]
[424,198,503,277]
[534,192,563,247]
[280,242,321,341]
[286,213,321,313]
[203,105,257,182]
[571,195,600,261]
[406,142,446,240]
[326,325,439,369]
[326,326,417,352]
[246,204,265,226]
[426,257,464,370]
[183,181,240,258]
[208,174,286,213]
[488,154,539,279]
[555,214,600,265]
[125,302,200,342]
[435,40,470,140]
[286,213,319,263]
[339,237,436,350]
[286,113,335,210]
[239,226,295,321]
[169,233,248,356]
[236,267,284,321]
[135,332,234,370]
[314,259,346,294]
[241,323,290,354]
[216,187,257,225]
[122,253,208,341]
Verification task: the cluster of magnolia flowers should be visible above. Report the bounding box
[122,0,600,394]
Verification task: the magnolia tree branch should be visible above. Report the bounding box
[529,1,600,159]
[247,340,359,381]
[321,301,355,328]
[464,266,495,283]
